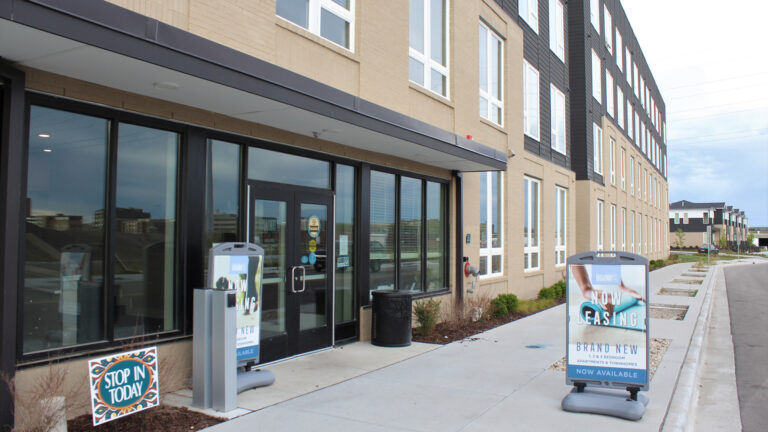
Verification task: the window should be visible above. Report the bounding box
[592,49,602,102]
[606,71,614,117]
[549,0,565,61]
[637,212,642,253]
[610,204,616,250]
[205,139,240,273]
[626,49,632,83]
[335,164,357,323]
[629,156,634,194]
[590,0,600,30]
[621,208,627,250]
[369,171,448,294]
[609,137,616,184]
[593,123,603,175]
[620,147,626,190]
[617,86,624,129]
[409,0,448,96]
[550,84,566,154]
[637,161,641,197]
[630,210,636,252]
[23,106,181,353]
[479,22,503,125]
[480,172,503,276]
[683,213,689,224]
[524,176,540,270]
[645,215,649,253]
[645,168,649,201]
[603,5,613,54]
[555,187,567,266]
[276,0,354,49]
[616,30,623,71]
[597,200,604,250]
[519,0,539,33]
[634,111,640,146]
[627,101,633,139]
[524,60,540,140]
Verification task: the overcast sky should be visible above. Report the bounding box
[621,0,768,227]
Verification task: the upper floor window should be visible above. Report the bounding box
[620,147,626,190]
[627,102,634,140]
[276,0,354,50]
[409,0,449,97]
[629,156,635,194]
[523,60,540,140]
[519,0,539,34]
[593,123,603,175]
[597,200,604,250]
[550,84,566,154]
[616,30,623,72]
[592,49,602,103]
[480,171,503,277]
[479,22,503,125]
[606,71,614,118]
[609,137,616,185]
[590,0,600,30]
[603,5,613,54]
[616,86,624,129]
[549,0,565,62]
[524,176,540,270]
[626,49,632,83]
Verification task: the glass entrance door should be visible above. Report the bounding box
[249,184,333,363]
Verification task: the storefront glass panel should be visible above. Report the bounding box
[399,177,422,291]
[369,171,395,293]
[204,139,240,271]
[248,147,330,189]
[114,124,178,338]
[23,106,108,353]
[426,181,446,290]
[335,164,356,323]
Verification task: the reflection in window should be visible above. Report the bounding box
[426,181,446,291]
[205,140,240,272]
[23,106,108,353]
[248,147,330,189]
[114,124,178,339]
[253,200,287,337]
[524,176,540,270]
[409,0,448,96]
[400,177,422,291]
[480,172,503,277]
[276,0,354,49]
[369,171,395,294]
[335,165,356,323]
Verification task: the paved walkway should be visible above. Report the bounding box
[182,258,764,431]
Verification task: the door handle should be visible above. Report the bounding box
[291,265,306,293]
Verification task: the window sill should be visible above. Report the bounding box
[275,19,360,63]
[408,83,454,108]
[479,117,507,134]
[524,268,544,276]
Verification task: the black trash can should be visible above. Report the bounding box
[371,290,413,347]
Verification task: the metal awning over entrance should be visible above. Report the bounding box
[0,0,506,172]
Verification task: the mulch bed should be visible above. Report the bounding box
[68,405,225,432]
[412,298,565,345]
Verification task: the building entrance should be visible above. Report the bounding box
[248,182,334,363]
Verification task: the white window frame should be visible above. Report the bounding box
[610,204,616,250]
[616,30,623,72]
[620,147,626,190]
[645,215,649,253]
[630,210,635,252]
[549,0,565,62]
[597,200,604,250]
[603,4,613,54]
[480,171,504,277]
[276,0,356,51]
[621,207,627,251]
[629,156,634,194]
[524,176,541,271]
[550,84,566,154]
[409,0,449,98]
[524,60,540,140]
[479,22,504,126]
[627,101,634,140]
[590,0,600,30]
[606,71,614,118]
[593,123,603,175]
[626,49,632,83]
[616,86,624,129]
[609,137,616,185]
[592,49,602,103]
[519,0,539,33]
[637,212,642,253]
[555,186,567,266]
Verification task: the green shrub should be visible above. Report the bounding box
[553,280,566,298]
[538,287,555,300]
[490,293,519,318]
[539,280,567,299]
[413,298,441,336]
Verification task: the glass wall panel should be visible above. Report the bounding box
[23,106,108,353]
[399,177,422,291]
[426,181,446,291]
[204,140,240,273]
[335,165,356,323]
[253,200,287,337]
[369,171,395,294]
[114,124,178,338]
[248,147,330,189]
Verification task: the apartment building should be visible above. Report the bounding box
[669,200,750,249]
[568,0,669,260]
[0,0,667,426]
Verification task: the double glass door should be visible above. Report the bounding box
[249,183,333,363]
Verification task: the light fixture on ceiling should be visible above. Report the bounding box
[153,81,180,90]
[38,133,50,138]
[43,149,52,153]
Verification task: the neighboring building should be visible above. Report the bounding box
[750,227,768,249]
[669,200,752,249]
[0,0,668,426]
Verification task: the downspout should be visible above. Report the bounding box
[455,171,464,303]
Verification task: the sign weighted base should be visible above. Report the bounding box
[237,369,275,394]
[562,386,648,421]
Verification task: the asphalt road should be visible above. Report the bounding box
[724,263,768,432]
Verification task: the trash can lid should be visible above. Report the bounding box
[371,289,413,298]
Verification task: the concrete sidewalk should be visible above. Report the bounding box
[185,259,755,431]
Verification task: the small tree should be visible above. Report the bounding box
[718,235,728,250]
[746,233,755,250]
[674,228,685,249]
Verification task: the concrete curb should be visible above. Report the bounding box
[660,264,718,432]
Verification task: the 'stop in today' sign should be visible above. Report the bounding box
[88,347,159,426]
